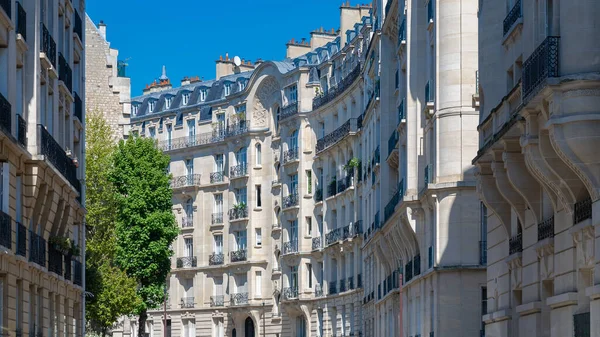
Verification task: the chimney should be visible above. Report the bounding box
[98,20,106,39]
[181,76,190,86]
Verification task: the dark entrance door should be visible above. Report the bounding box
[244,317,255,337]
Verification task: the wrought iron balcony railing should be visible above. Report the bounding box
[0,211,10,249]
[231,292,249,305]
[16,2,26,40]
[228,206,248,221]
[210,295,224,307]
[537,216,555,241]
[357,273,362,288]
[283,147,299,163]
[212,212,223,224]
[283,193,299,209]
[283,240,298,255]
[58,52,72,92]
[180,297,194,309]
[414,254,421,276]
[73,260,82,286]
[325,227,342,246]
[64,255,72,281]
[503,0,521,35]
[225,120,249,138]
[280,101,299,121]
[315,284,324,297]
[329,280,337,295]
[210,171,225,183]
[387,130,399,158]
[74,93,83,121]
[41,22,57,68]
[230,249,247,262]
[0,92,11,138]
[337,179,347,194]
[316,118,360,153]
[16,222,26,257]
[509,233,523,255]
[339,279,347,293]
[313,63,361,110]
[209,252,224,265]
[283,286,298,300]
[480,240,487,265]
[327,179,337,197]
[17,114,27,147]
[312,236,322,250]
[181,216,193,228]
[573,312,590,337]
[315,187,323,202]
[574,198,592,224]
[170,174,201,188]
[176,256,197,268]
[348,276,354,290]
[159,130,225,151]
[48,244,63,276]
[522,36,560,103]
[229,163,248,178]
[38,125,80,191]
[384,183,403,224]
[29,230,46,267]
[73,10,83,40]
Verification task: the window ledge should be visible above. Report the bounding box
[254,207,262,212]
[253,165,262,170]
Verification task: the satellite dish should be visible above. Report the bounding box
[233,56,242,67]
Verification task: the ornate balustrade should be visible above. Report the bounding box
[170,174,201,188]
[230,292,248,306]
[228,205,248,221]
[316,118,360,153]
[312,63,361,110]
[230,249,247,262]
[210,171,225,183]
[522,36,560,103]
[229,163,248,179]
[283,193,299,209]
[283,240,298,255]
[209,253,224,265]
[503,0,522,35]
[280,101,299,121]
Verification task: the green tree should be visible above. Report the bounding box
[109,136,178,336]
[85,111,140,336]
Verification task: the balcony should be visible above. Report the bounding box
[574,198,592,224]
[316,118,361,153]
[29,230,46,267]
[209,253,224,266]
[384,182,403,224]
[180,297,194,309]
[522,36,560,103]
[48,244,63,276]
[231,292,249,306]
[311,237,322,250]
[159,130,225,151]
[38,125,80,191]
[176,256,197,268]
[170,174,201,189]
[315,284,324,297]
[0,0,10,19]
[327,179,337,197]
[315,188,323,202]
[73,10,83,41]
[283,240,298,255]
[230,249,247,262]
[480,240,487,265]
[348,276,354,290]
[17,114,27,147]
[357,273,362,288]
[0,211,10,249]
[329,280,337,295]
[509,233,523,255]
[280,101,299,121]
[64,255,72,281]
[283,147,299,164]
[337,179,347,194]
[325,227,342,246]
[16,222,26,257]
[414,255,421,276]
[212,212,223,224]
[229,163,248,179]
[573,312,590,337]
[73,260,82,286]
[503,0,522,36]
[225,120,249,138]
[283,286,298,300]
[0,92,11,137]
[16,2,26,40]
[387,129,399,159]
[74,93,83,121]
[58,52,72,93]
[339,279,346,293]
[210,295,224,307]
[313,63,361,110]
[537,216,555,241]
[181,216,193,228]
[41,23,57,68]
[228,205,248,221]
[283,193,299,209]
[209,171,225,183]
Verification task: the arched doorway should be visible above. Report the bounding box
[232,328,236,337]
[244,317,255,337]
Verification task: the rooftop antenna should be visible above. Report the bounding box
[233,56,242,67]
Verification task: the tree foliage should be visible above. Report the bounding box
[109,136,178,335]
[85,111,141,336]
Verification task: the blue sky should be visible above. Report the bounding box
[87,0,344,96]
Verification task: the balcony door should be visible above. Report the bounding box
[214,277,223,296]
[290,174,298,195]
[290,266,298,289]
[289,130,298,150]
[236,274,248,294]
[185,199,193,221]
[214,235,223,254]
[215,154,224,173]
[235,188,247,205]
[234,231,247,251]
[166,124,172,147]
[236,148,247,166]
[187,119,195,138]
[214,194,223,214]
[184,238,193,257]
[290,220,298,242]
[186,159,194,176]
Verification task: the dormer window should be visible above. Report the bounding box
[182,93,190,105]
[238,80,246,91]
[148,100,156,112]
[165,97,172,109]
[224,83,231,97]
[131,104,139,116]
[199,89,207,102]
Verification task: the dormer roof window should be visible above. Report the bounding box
[131,103,139,116]
[199,88,207,102]
[165,96,173,109]
[224,82,232,97]
[148,100,156,112]
[182,92,190,105]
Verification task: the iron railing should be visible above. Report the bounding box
[480,240,487,265]
[357,273,362,288]
[41,23,57,68]
[16,222,26,257]
[228,206,248,221]
[316,118,360,153]
[181,216,193,228]
[0,92,11,136]
[29,230,46,267]
[211,212,223,224]
[503,0,522,35]
[312,236,322,250]
[283,193,299,208]
[283,147,299,163]
[64,254,72,281]
[210,171,225,183]
[384,183,403,223]
[325,227,342,246]
[170,174,201,188]
[339,279,347,293]
[283,287,298,300]
[348,276,354,290]
[225,120,249,138]
[0,0,10,19]
[158,130,225,151]
[73,10,83,40]
[327,179,337,197]
[537,216,555,241]
[329,281,337,295]
[574,198,592,224]
[509,233,523,255]
[522,36,560,103]
[0,211,10,249]
[58,52,72,92]
[73,260,82,286]
[283,240,298,255]
[180,297,194,309]
[230,249,247,262]
[315,284,324,297]
[313,63,361,110]
[280,101,299,121]
[573,312,590,337]
[315,188,323,202]
[74,93,83,121]
[230,292,249,305]
[209,252,224,265]
[176,256,197,268]
[229,163,248,178]
[16,2,26,40]
[17,114,27,147]
[38,125,80,191]
[387,130,399,158]
[48,244,63,276]
[414,254,421,275]
[210,295,224,307]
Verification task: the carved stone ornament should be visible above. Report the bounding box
[253,77,280,128]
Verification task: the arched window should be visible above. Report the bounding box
[255,143,262,166]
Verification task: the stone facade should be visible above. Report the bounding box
[475,0,599,336]
[0,0,86,336]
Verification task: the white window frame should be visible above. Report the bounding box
[255,271,262,297]
[182,93,190,106]
[255,143,262,166]
[165,96,172,109]
[255,228,262,246]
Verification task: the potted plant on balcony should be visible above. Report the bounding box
[344,157,360,171]
[233,202,247,211]
[49,236,71,255]
[72,156,79,168]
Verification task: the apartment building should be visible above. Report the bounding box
[475,0,599,336]
[0,0,86,336]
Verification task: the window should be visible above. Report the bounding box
[149,127,156,139]
[290,174,298,195]
[224,83,231,96]
[187,119,196,138]
[286,84,298,103]
[131,104,139,116]
[255,228,262,246]
[235,187,247,205]
[236,147,247,166]
[255,143,262,166]
[290,219,298,241]
[289,129,299,150]
[255,271,262,296]
[184,238,194,257]
[234,231,247,250]
[186,159,194,175]
[214,235,223,253]
[214,154,224,173]
[199,89,207,102]
[307,263,313,288]
[306,217,312,236]
[183,320,195,337]
[166,124,173,147]
[148,100,156,112]
[255,185,262,208]
[182,93,190,105]
[306,170,312,194]
[214,194,223,213]
[0,163,7,213]
[165,96,172,109]
[238,80,246,91]
[290,266,298,289]
[0,277,3,334]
